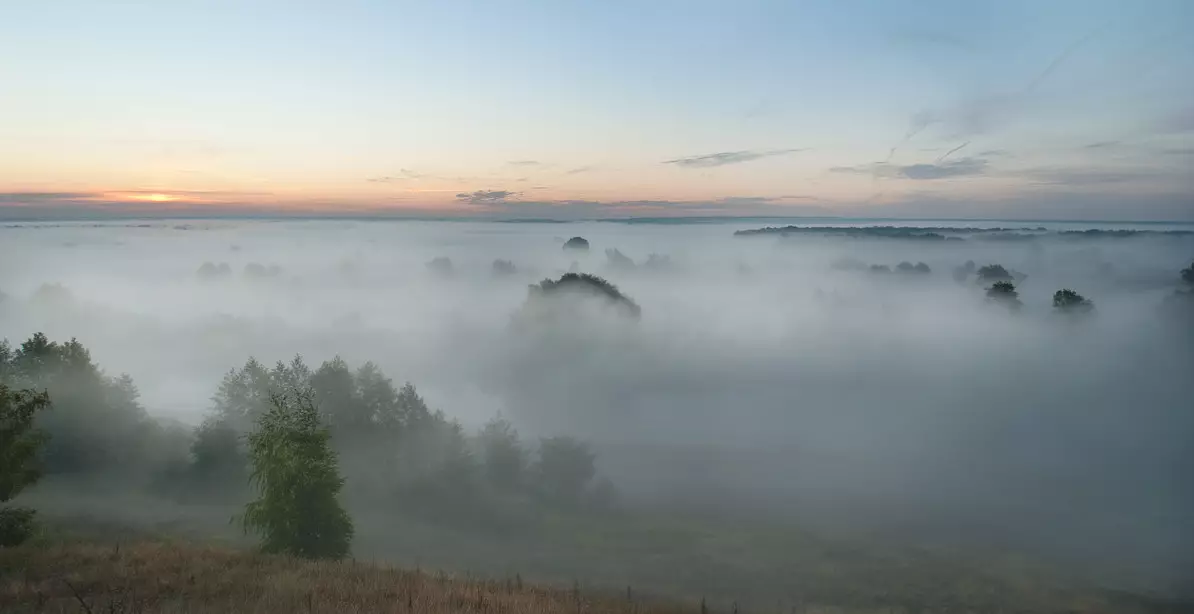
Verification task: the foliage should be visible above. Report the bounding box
[190,417,245,486]
[478,416,527,492]
[1,333,152,474]
[0,384,50,503]
[0,383,50,547]
[526,273,642,318]
[1052,289,1094,314]
[241,390,353,559]
[1182,261,1194,286]
[986,281,1022,310]
[0,506,37,547]
[563,236,590,251]
[534,436,596,504]
[492,259,517,275]
[976,264,1012,282]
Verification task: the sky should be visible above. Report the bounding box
[1,0,1192,220]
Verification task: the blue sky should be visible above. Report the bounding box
[1,0,1191,219]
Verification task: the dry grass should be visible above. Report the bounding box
[2,539,1191,614]
[1,540,696,614]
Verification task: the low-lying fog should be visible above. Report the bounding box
[2,218,1192,595]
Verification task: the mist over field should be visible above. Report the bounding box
[2,218,1192,601]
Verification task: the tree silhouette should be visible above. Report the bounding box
[478,416,526,492]
[1052,289,1094,314]
[563,236,590,251]
[241,390,353,559]
[492,259,517,276]
[535,436,596,505]
[1182,261,1194,286]
[976,264,1012,282]
[986,281,1022,311]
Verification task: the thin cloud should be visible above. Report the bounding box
[367,169,425,183]
[506,160,541,167]
[564,166,594,175]
[1083,141,1121,149]
[936,141,970,163]
[899,157,988,180]
[831,157,989,180]
[663,148,805,168]
[455,190,518,205]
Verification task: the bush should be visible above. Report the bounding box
[977,264,1012,282]
[241,391,353,560]
[0,506,37,547]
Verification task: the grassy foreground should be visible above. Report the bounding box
[2,539,1192,614]
[0,540,693,614]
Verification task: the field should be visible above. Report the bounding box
[4,485,1193,614]
[3,538,1192,614]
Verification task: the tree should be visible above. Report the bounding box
[976,264,1012,282]
[7,334,150,474]
[478,416,526,492]
[0,384,50,546]
[563,236,589,251]
[241,391,353,559]
[986,281,1022,311]
[492,259,517,276]
[1052,289,1094,314]
[522,273,642,320]
[605,248,635,270]
[534,436,596,504]
[1182,261,1194,286]
[189,417,245,489]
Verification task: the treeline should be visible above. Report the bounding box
[0,334,615,541]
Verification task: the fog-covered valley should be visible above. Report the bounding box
[2,218,1192,605]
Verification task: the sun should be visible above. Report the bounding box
[139,193,178,202]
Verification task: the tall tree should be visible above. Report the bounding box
[478,416,526,492]
[241,390,353,559]
[0,384,51,546]
[535,436,596,504]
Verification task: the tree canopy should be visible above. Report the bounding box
[1053,289,1095,314]
[241,391,353,559]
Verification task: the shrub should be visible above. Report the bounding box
[0,506,37,547]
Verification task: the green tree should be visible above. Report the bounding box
[478,416,526,492]
[190,417,245,489]
[534,436,596,504]
[0,383,51,546]
[241,390,353,559]
[986,281,1022,311]
[1052,289,1094,314]
[7,333,150,474]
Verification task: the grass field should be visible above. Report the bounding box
[3,538,1193,614]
